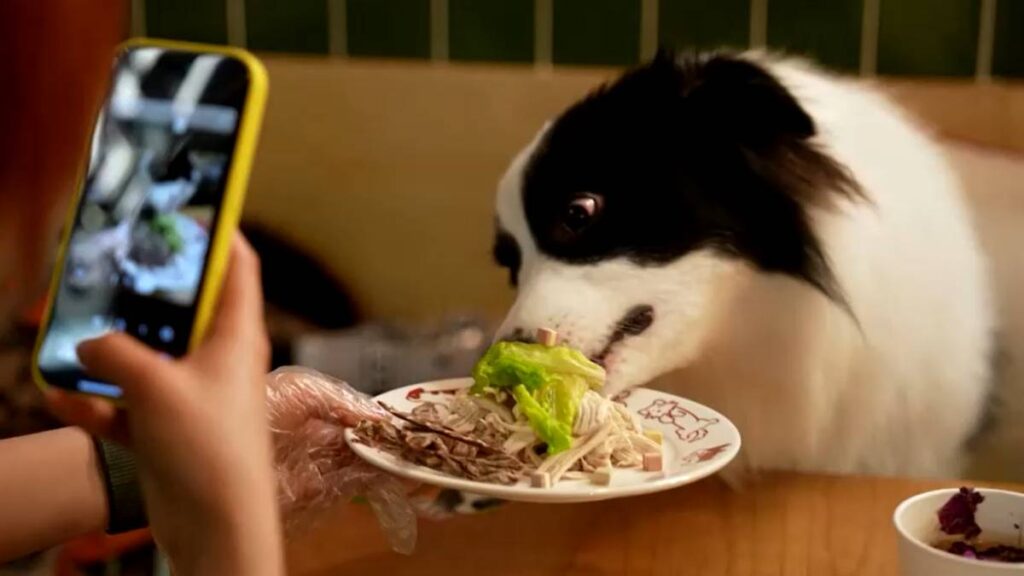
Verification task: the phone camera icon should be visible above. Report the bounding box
[159,326,175,343]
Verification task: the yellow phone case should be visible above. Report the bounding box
[31,38,269,400]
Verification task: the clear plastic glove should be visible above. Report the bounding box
[265,366,418,554]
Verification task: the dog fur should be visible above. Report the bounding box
[490,51,996,479]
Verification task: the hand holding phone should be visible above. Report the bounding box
[33,39,267,398]
[46,235,285,575]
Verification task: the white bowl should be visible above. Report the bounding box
[894,488,1024,575]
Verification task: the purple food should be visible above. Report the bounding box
[938,487,985,539]
[933,487,1024,564]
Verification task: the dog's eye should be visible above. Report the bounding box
[563,194,601,233]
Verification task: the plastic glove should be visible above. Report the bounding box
[265,366,417,554]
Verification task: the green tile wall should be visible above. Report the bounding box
[767,0,862,72]
[140,0,1023,78]
[553,0,641,66]
[993,0,1024,78]
[146,0,227,44]
[347,0,431,59]
[877,0,981,76]
[659,0,749,52]
[246,0,328,54]
[449,0,534,63]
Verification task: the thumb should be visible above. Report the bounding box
[76,332,177,405]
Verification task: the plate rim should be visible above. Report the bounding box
[344,378,742,503]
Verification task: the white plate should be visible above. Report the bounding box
[344,378,742,503]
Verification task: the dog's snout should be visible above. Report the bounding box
[591,305,656,367]
[618,304,655,336]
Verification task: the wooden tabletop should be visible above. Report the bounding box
[286,472,1013,576]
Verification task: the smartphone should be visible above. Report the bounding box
[32,39,268,398]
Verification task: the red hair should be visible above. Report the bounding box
[0,1,126,314]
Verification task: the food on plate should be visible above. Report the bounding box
[129,212,183,266]
[932,487,1024,563]
[352,329,665,487]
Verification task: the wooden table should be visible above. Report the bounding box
[286,472,1011,576]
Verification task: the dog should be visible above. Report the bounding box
[489,50,996,480]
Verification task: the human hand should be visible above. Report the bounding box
[265,366,418,554]
[45,235,282,576]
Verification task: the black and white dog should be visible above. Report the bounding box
[490,50,995,480]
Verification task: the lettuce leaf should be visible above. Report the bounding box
[471,341,604,393]
[510,384,573,454]
[471,341,605,454]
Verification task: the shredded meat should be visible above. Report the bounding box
[353,419,525,485]
[379,402,502,452]
[354,384,663,488]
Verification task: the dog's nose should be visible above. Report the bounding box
[498,327,535,344]
[618,304,655,336]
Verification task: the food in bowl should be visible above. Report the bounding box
[352,329,665,487]
[933,487,1024,563]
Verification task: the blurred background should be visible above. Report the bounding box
[143,0,1024,371]
[0,1,1022,572]
[2,0,1023,432]
[2,0,1024,436]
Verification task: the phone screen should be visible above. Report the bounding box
[36,46,250,397]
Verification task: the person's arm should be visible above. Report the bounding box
[47,236,285,576]
[0,427,107,562]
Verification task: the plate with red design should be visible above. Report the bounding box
[344,378,741,503]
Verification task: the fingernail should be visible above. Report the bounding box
[76,334,107,356]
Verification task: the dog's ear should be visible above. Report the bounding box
[683,55,815,146]
[676,55,862,318]
[680,55,862,209]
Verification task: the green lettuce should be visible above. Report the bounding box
[471,341,605,454]
[150,214,183,254]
